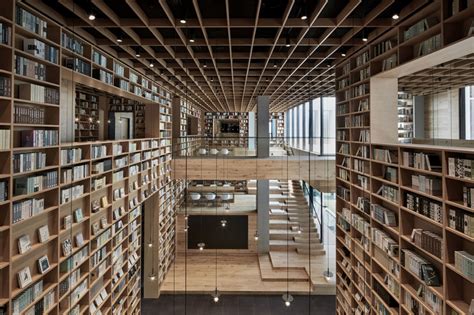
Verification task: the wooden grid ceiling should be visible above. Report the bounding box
[399,53,474,96]
[31,0,428,112]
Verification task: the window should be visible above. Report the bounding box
[284,96,335,155]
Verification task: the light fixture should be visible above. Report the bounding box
[211,289,220,303]
[254,231,259,241]
[300,15,307,20]
[179,19,187,24]
[220,219,227,228]
[149,62,154,67]
[184,225,189,232]
[198,242,205,251]
[392,13,399,20]
[116,37,123,43]
[203,62,207,68]
[189,38,195,43]
[75,117,79,122]
[88,117,93,122]
[362,36,368,42]
[211,77,214,82]
[323,268,334,282]
[224,203,230,211]
[273,62,277,68]
[148,272,157,281]
[282,293,294,307]
[107,120,111,124]
[285,36,291,47]
[341,52,346,57]
[297,229,302,234]
[88,12,96,21]
[135,48,140,58]
[96,120,100,124]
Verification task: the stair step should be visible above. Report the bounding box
[258,255,308,282]
[269,240,298,251]
[296,248,326,255]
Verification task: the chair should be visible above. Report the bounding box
[205,193,216,206]
[190,192,201,207]
[210,148,219,155]
[220,148,229,156]
[198,148,207,155]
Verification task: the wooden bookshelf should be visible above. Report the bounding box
[204,112,249,147]
[270,112,285,138]
[0,1,177,314]
[335,2,474,315]
[172,97,202,156]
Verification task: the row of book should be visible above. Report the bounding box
[405,191,443,223]
[0,181,6,202]
[372,39,396,57]
[60,184,84,204]
[402,249,441,286]
[18,83,60,104]
[403,151,441,171]
[13,151,47,173]
[376,184,399,203]
[372,227,399,257]
[61,32,85,55]
[448,157,474,179]
[371,204,397,226]
[64,57,91,76]
[16,7,48,38]
[454,250,474,281]
[0,76,11,97]
[12,198,45,224]
[404,17,438,41]
[0,129,10,150]
[463,186,474,208]
[411,174,442,195]
[11,279,46,315]
[23,38,58,64]
[92,50,107,67]
[13,170,57,195]
[61,164,89,184]
[93,68,113,85]
[0,22,11,45]
[60,148,83,165]
[410,228,443,259]
[14,104,46,124]
[448,208,474,237]
[15,55,46,80]
[21,129,59,147]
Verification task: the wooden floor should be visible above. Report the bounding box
[160,251,335,295]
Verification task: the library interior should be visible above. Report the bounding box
[0,0,473,314]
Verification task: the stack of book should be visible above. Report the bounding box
[16,7,48,38]
[13,152,47,173]
[61,32,84,54]
[60,148,83,165]
[463,186,474,208]
[372,227,399,257]
[15,55,46,80]
[402,249,441,286]
[411,174,442,195]
[448,157,474,179]
[0,22,11,45]
[13,170,57,195]
[403,152,441,171]
[0,181,7,202]
[23,38,58,63]
[18,83,59,104]
[371,204,397,226]
[12,198,45,223]
[0,76,11,97]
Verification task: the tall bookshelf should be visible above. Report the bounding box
[270,112,285,138]
[397,92,414,144]
[75,89,99,142]
[204,112,249,147]
[0,1,177,314]
[172,97,202,156]
[335,2,474,315]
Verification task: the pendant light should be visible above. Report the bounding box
[282,155,293,307]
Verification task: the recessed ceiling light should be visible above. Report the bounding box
[300,15,308,20]
[135,53,140,57]
[392,14,399,20]
[273,62,277,68]
[179,19,187,24]
[149,62,154,67]
[203,63,207,68]
[189,38,195,43]
[116,37,123,43]
[341,53,346,57]
[88,13,96,21]
[362,37,368,42]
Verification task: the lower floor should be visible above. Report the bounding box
[142,294,336,315]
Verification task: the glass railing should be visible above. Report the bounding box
[172,136,336,158]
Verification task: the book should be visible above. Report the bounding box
[75,232,84,247]
[74,208,84,223]
[63,214,72,230]
[62,239,73,256]
[17,266,32,289]
[18,234,32,254]
[38,225,49,243]
[421,264,441,286]
[37,255,50,274]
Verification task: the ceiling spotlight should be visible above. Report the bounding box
[211,77,214,82]
[341,53,346,57]
[203,62,207,68]
[220,219,227,228]
[300,15,308,20]
[149,62,154,67]
[147,242,153,248]
[148,272,157,281]
[198,242,205,251]
[211,289,220,303]
[273,62,277,68]
[282,293,294,307]
[362,36,368,42]
[189,38,195,43]
[135,49,141,57]
[116,37,123,43]
[392,13,399,20]
[88,12,96,21]
[285,37,291,47]
[179,19,187,24]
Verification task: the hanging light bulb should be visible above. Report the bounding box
[211,289,220,303]
[220,219,227,228]
[224,203,230,211]
[323,268,334,282]
[184,225,189,232]
[179,19,187,24]
[254,231,259,241]
[148,271,157,281]
[116,36,123,43]
[341,52,346,57]
[198,242,205,251]
[282,293,294,307]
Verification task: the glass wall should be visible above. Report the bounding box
[284,96,336,155]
